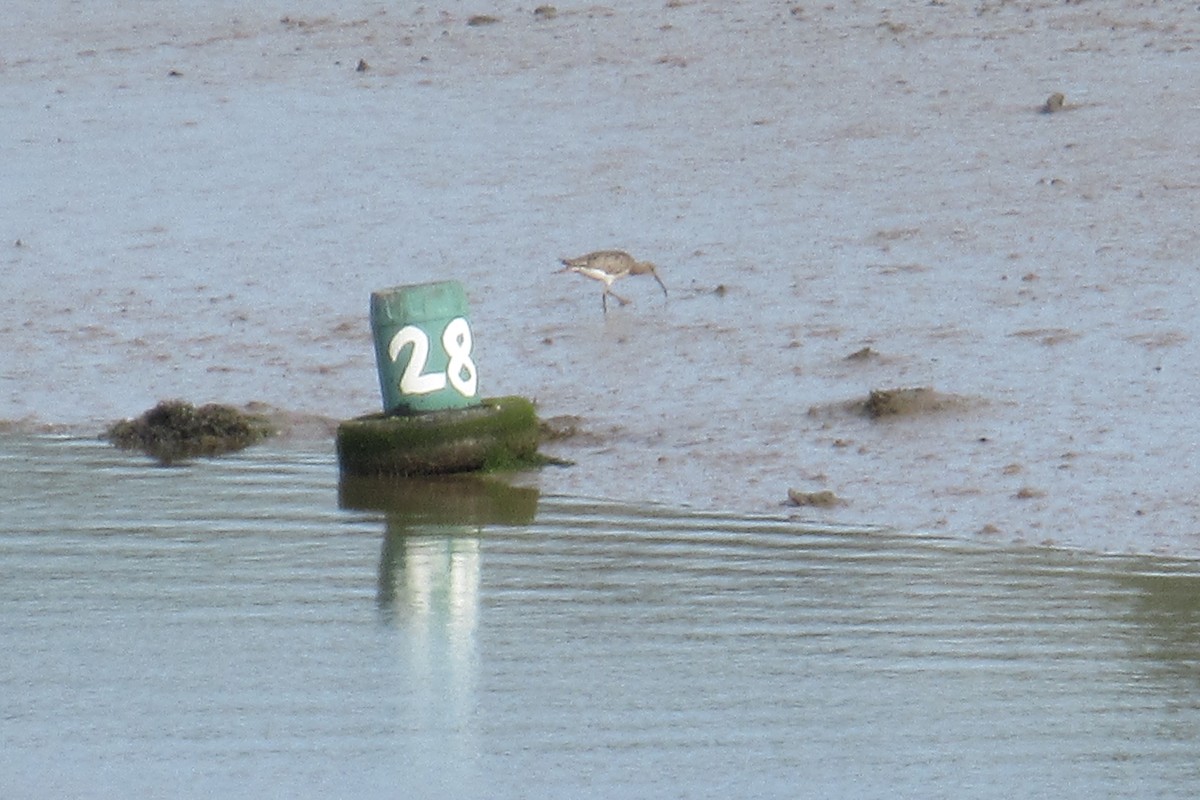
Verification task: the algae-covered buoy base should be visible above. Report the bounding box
[336,395,544,477]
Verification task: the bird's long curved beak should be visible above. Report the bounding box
[652,269,668,297]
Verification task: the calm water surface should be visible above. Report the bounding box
[2,435,1199,798]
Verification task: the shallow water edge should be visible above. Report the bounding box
[4,435,1200,798]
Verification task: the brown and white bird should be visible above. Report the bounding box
[558,250,668,314]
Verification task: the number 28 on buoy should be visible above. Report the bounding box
[387,316,478,398]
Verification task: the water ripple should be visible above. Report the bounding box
[3,435,1200,798]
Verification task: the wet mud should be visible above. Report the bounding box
[3,1,1200,554]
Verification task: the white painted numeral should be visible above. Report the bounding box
[442,317,478,397]
[387,317,478,398]
[389,325,447,395]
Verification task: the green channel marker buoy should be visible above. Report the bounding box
[371,280,480,414]
[336,280,546,476]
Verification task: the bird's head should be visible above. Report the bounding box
[634,261,668,297]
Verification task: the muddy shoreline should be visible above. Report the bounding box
[4,2,1199,555]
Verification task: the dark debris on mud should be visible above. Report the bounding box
[807,387,974,421]
[786,488,845,508]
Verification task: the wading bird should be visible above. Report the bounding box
[558,250,668,314]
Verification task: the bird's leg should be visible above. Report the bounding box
[606,289,631,307]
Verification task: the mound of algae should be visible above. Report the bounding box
[105,400,276,464]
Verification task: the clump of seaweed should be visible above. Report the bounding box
[1040,92,1065,114]
[538,414,585,441]
[807,386,974,422]
[105,400,276,464]
[786,488,844,508]
[860,387,968,419]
